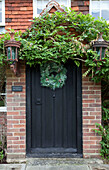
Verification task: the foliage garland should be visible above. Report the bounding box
[40,62,67,90]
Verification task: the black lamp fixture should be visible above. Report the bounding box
[4,32,21,76]
[92,33,108,61]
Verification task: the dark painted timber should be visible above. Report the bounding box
[26,60,82,158]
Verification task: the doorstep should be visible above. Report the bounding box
[0,158,109,170]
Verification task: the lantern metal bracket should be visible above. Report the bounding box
[4,32,21,77]
[10,61,21,77]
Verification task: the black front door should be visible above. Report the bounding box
[26,60,82,157]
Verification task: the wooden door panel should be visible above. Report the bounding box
[26,60,82,157]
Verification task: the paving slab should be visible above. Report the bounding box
[26,164,92,170]
[91,164,109,170]
[0,164,26,170]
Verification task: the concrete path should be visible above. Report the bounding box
[0,158,109,170]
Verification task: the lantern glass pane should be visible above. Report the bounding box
[12,47,16,60]
[96,47,100,58]
[7,47,11,60]
[101,47,105,59]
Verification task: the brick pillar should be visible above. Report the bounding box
[6,61,26,162]
[82,64,102,158]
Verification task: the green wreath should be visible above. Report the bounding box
[40,63,67,90]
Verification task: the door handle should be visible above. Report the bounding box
[35,98,42,105]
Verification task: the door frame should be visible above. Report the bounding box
[26,63,83,158]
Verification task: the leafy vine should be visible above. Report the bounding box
[0,10,109,83]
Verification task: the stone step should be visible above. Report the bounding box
[0,158,109,170]
[26,158,103,166]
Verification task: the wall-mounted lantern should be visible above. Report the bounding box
[92,33,109,61]
[4,33,21,76]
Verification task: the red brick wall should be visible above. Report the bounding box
[82,64,102,158]
[0,112,7,141]
[5,0,89,32]
[5,0,33,32]
[71,0,89,14]
[6,62,26,161]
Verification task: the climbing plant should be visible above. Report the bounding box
[0,10,109,83]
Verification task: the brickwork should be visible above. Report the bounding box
[6,62,26,161]
[82,64,102,158]
[5,0,89,32]
[0,112,7,141]
[71,0,89,14]
[5,0,33,32]
[4,0,102,162]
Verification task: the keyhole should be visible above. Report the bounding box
[53,93,55,98]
